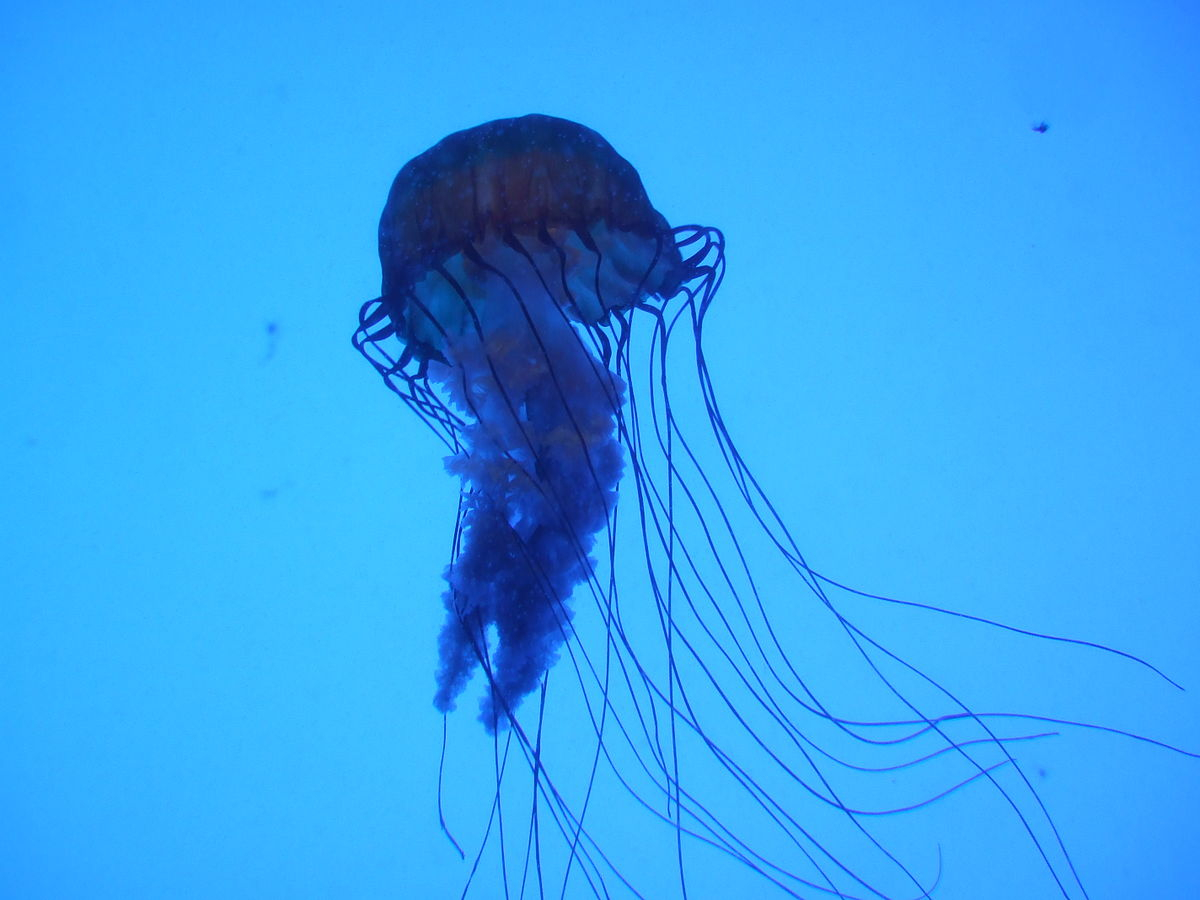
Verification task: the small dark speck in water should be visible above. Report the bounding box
[263,320,281,362]
[259,480,292,501]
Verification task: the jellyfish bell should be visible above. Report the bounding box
[354,115,1194,898]
[376,114,683,362]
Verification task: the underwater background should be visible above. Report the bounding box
[3,2,1198,897]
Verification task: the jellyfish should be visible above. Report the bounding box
[353,115,1193,899]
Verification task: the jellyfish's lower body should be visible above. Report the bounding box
[425,251,626,731]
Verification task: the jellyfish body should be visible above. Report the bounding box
[354,116,1189,898]
[366,115,683,728]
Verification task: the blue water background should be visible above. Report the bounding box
[3,2,1198,897]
